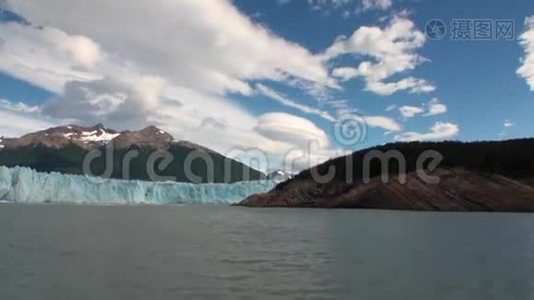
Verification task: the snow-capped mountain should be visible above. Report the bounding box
[0,123,120,150]
[0,124,265,183]
[0,123,213,151]
[0,124,179,150]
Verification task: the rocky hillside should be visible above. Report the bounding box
[0,124,264,183]
[239,139,534,211]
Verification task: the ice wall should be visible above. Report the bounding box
[0,166,276,205]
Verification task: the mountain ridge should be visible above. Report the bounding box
[238,138,534,211]
[0,124,265,183]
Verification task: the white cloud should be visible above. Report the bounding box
[0,0,345,170]
[0,22,100,92]
[399,105,424,118]
[366,78,435,96]
[0,0,437,171]
[329,99,401,131]
[518,16,534,91]
[255,83,336,122]
[395,122,459,142]
[8,0,334,95]
[0,99,40,113]
[0,26,307,171]
[423,98,447,116]
[504,119,514,128]
[255,112,330,148]
[0,103,57,138]
[308,0,351,10]
[397,98,447,119]
[363,115,401,131]
[256,83,402,133]
[361,0,392,11]
[326,16,434,95]
[284,0,392,12]
[41,76,166,130]
[331,67,359,81]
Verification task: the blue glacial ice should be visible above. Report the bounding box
[0,166,277,205]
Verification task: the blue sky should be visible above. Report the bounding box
[0,0,533,170]
[234,0,534,144]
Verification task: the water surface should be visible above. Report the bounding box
[1,204,533,299]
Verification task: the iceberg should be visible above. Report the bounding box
[0,166,277,205]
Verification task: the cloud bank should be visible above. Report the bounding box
[0,0,448,170]
[518,16,534,91]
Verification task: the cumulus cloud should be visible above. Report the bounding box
[423,98,447,116]
[41,76,166,130]
[326,16,434,95]
[367,78,434,96]
[395,122,459,142]
[362,115,401,131]
[0,22,100,92]
[8,0,334,95]
[399,105,424,118]
[518,16,534,91]
[397,98,447,119]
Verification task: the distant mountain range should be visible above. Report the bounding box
[239,139,534,211]
[0,124,264,183]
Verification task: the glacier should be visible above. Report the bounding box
[0,166,277,205]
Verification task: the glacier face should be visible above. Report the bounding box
[0,166,277,205]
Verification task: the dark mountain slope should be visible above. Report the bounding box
[239,139,534,211]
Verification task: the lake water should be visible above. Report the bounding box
[1,204,534,299]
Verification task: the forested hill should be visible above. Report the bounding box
[240,139,534,211]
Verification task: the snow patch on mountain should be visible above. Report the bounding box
[266,170,294,182]
[79,129,120,143]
